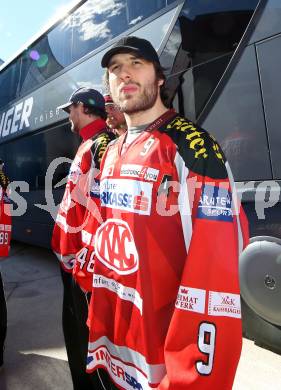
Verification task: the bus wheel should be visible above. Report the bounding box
[240,236,281,353]
[241,297,281,354]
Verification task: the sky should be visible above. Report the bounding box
[0,0,81,62]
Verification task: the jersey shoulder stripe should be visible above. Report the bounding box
[0,172,9,190]
[91,131,116,168]
[159,115,228,179]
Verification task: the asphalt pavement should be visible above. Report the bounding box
[0,242,72,390]
[0,242,280,390]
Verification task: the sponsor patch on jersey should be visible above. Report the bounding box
[100,178,152,215]
[81,229,92,246]
[95,219,139,275]
[90,179,100,198]
[94,274,143,314]
[208,291,241,319]
[166,117,208,159]
[87,347,146,390]
[197,184,233,222]
[102,163,114,178]
[175,286,206,314]
[68,162,82,184]
[120,164,159,182]
[0,224,11,232]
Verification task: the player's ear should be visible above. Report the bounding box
[158,78,164,87]
[82,105,89,115]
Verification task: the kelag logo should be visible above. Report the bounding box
[95,219,139,275]
[197,184,233,222]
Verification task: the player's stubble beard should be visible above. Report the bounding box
[114,78,159,115]
[69,119,80,134]
[70,120,76,133]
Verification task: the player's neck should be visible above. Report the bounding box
[125,100,167,129]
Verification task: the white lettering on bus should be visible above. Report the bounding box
[2,107,14,137]
[19,97,33,130]
[11,102,23,134]
[0,97,34,137]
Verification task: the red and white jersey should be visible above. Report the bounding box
[51,119,114,279]
[0,171,12,257]
[84,110,249,389]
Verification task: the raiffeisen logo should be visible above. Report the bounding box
[0,97,34,138]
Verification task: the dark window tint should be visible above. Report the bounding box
[126,0,170,23]
[0,124,79,190]
[0,60,20,106]
[69,0,176,63]
[0,0,178,107]
[161,0,259,118]
[19,36,64,96]
[201,46,271,181]
[70,0,130,63]
[257,35,281,179]
[249,0,281,44]
[12,0,177,98]
[47,21,73,68]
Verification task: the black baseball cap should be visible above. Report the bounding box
[101,36,160,68]
[58,87,105,113]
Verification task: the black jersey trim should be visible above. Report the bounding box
[91,131,116,169]
[158,115,228,179]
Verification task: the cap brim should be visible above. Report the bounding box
[101,46,141,68]
[57,102,72,113]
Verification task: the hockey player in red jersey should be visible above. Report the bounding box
[73,95,127,294]
[51,88,115,389]
[83,37,249,389]
[104,94,127,137]
[0,159,12,369]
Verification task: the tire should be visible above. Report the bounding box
[241,297,281,354]
[239,236,281,326]
[240,236,281,353]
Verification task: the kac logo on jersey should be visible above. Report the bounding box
[197,184,233,222]
[95,219,139,275]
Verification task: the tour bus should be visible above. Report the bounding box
[0,0,280,352]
